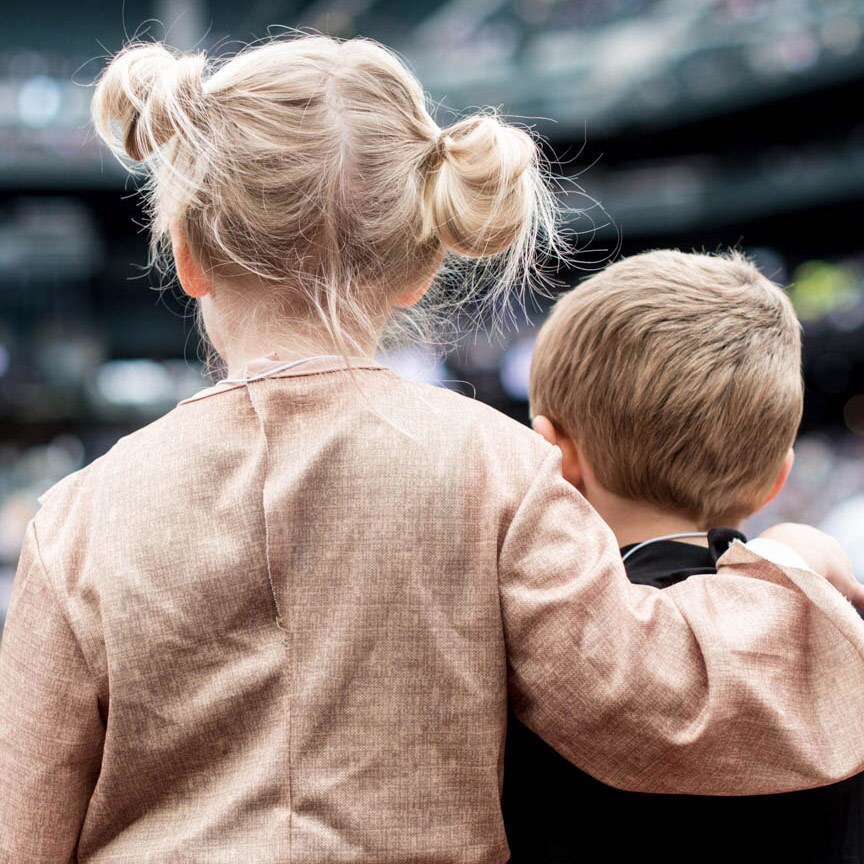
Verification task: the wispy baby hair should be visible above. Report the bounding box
[91,34,563,361]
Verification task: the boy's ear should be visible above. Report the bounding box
[760,448,795,509]
[532,415,584,490]
[531,415,559,447]
[170,222,212,299]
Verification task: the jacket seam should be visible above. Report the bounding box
[495,445,559,692]
[27,519,104,698]
[496,446,559,578]
[242,379,294,861]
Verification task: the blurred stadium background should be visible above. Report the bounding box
[2,0,864,631]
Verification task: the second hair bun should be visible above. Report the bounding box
[426,114,539,259]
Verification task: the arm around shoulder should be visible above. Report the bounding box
[0,518,104,862]
[499,448,864,795]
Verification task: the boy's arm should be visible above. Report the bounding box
[499,448,864,796]
[0,519,105,862]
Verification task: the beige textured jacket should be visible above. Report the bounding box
[4,355,864,863]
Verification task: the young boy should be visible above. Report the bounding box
[502,249,864,864]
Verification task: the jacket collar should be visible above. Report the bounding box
[177,353,389,406]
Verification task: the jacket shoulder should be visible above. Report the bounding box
[390,376,547,452]
[34,399,219,515]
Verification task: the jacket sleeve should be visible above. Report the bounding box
[0,518,104,862]
[499,448,864,796]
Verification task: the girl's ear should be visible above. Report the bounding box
[170,223,212,299]
[393,275,434,309]
[532,415,585,491]
[760,447,795,509]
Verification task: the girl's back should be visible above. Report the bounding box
[20,357,549,861]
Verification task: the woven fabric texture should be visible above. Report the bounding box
[3,356,864,863]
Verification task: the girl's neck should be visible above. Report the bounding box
[203,300,383,380]
[222,344,345,379]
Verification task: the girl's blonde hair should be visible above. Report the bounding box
[91,35,563,363]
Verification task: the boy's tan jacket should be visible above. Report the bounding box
[3,356,864,863]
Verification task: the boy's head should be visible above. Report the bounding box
[529,249,803,529]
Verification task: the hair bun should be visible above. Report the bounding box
[425,114,539,258]
[92,43,207,162]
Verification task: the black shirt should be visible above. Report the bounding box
[501,529,864,864]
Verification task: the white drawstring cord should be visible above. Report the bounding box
[621,532,708,563]
[218,354,344,385]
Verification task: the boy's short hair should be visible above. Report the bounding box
[529,249,803,528]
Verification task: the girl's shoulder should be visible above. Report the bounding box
[370,371,553,467]
[31,391,245,553]
[33,370,555,546]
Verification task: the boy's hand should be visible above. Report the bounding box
[758,523,864,610]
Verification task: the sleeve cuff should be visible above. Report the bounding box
[743,537,818,576]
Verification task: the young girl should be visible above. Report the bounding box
[2,34,864,864]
